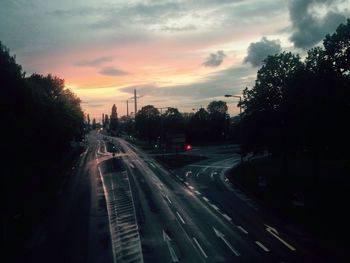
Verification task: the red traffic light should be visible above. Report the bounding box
[184,144,192,151]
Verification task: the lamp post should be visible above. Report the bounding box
[224,94,243,163]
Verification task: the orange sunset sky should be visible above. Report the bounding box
[1,0,349,121]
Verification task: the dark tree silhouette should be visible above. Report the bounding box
[110,104,119,135]
[135,105,160,142]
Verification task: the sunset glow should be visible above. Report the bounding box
[1,0,349,120]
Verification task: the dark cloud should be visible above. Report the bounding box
[99,67,128,76]
[244,37,282,67]
[203,50,226,67]
[76,56,114,67]
[288,0,349,49]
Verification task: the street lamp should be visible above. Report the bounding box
[224,94,243,163]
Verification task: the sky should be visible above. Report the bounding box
[1,0,349,120]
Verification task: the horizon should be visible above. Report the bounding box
[1,0,349,120]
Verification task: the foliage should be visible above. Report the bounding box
[239,19,350,159]
[109,104,119,134]
[135,105,160,141]
[1,41,84,223]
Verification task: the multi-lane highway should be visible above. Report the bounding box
[91,132,330,263]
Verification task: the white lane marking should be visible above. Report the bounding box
[255,241,270,252]
[157,184,162,190]
[196,173,199,177]
[222,214,232,221]
[149,162,156,168]
[129,163,135,168]
[194,190,201,195]
[211,204,220,211]
[188,185,194,190]
[237,226,248,234]
[184,182,189,186]
[265,225,296,251]
[164,195,172,204]
[179,178,184,182]
[202,197,209,202]
[176,212,186,224]
[213,227,240,256]
[193,237,208,259]
[163,230,179,262]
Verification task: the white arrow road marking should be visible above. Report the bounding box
[265,224,296,251]
[176,211,186,224]
[193,237,208,259]
[185,171,192,177]
[213,227,240,256]
[255,241,269,252]
[163,230,179,262]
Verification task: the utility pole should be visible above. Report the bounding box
[126,100,129,117]
[134,89,137,115]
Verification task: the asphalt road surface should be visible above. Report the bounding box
[90,132,334,263]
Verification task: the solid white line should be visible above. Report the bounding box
[237,226,248,234]
[165,195,172,204]
[176,212,186,224]
[222,214,232,221]
[255,241,270,252]
[129,163,135,168]
[222,237,240,256]
[168,245,179,262]
[267,229,296,251]
[193,237,208,259]
[211,204,220,211]
[194,190,201,195]
[202,197,209,202]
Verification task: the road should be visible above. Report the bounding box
[91,133,329,263]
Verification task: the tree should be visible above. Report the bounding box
[207,100,229,140]
[187,108,210,141]
[110,104,119,135]
[1,41,84,251]
[135,105,160,142]
[239,52,303,154]
[163,107,184,134]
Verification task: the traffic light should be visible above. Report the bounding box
[184,144,192,151]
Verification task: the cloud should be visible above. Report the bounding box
[76,56,114,67]
[288,0,350,49]
[203,50,226,67]
[119,65,255,101]
[99,67,128,76]
[244,37,282,67]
